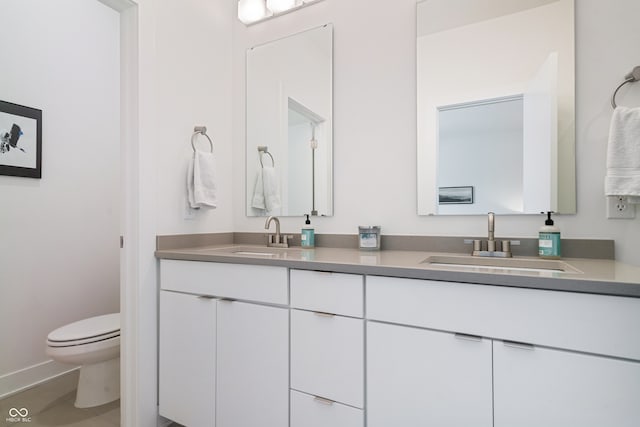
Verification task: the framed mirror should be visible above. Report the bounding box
[416,0,575,215]
[246,24,333,217]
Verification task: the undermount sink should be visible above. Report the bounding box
[199,245,303,258]
[421,255,582,274]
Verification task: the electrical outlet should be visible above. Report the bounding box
[183,197,198,220]
[606,196,636,219]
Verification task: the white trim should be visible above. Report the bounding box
[0,361,79,400]
[96,1,148,426]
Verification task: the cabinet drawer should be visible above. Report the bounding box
[160,259,288,305]
[367,275,640,360]
[290,269,363,317]
[290,390,364,427]
[291,309,364,408]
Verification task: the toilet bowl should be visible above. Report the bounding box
[46,313,120,408]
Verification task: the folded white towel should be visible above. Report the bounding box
[605,107,640,201]
[187,150,217,209]
[251,166,280,212]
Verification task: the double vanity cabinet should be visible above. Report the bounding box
[158,257,640,427]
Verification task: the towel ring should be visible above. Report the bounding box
[611,66,640,109]
[191,126,213,153]
[257,146,275,168]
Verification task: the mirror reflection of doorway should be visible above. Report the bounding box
[287,97,325,216]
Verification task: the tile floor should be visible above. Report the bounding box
[0,370,120,427]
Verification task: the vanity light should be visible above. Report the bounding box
[237,0,325,26]
[238,0,269,25]
[266,0,296,13]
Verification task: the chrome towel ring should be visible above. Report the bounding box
[611,66,640,109]
[257,146,275,168]
[191,126,213,152]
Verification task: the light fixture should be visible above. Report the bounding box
[266,0,296,14]
[238,0,269,25]
[237,0,325,26]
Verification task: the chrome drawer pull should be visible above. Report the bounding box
[313,396,334,405]
[454,333,483,342]
[314,311,335,318]
[503,340,535,350]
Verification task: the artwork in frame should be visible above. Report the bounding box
[0,100,42,178]
[439,186,474,205]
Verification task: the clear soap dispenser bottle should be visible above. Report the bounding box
[301,214,315,248]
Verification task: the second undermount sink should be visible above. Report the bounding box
[421,255,582,274]
[202,245,303,258]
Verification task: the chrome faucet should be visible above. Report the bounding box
[265,216,293,248]
[470,212,513,258]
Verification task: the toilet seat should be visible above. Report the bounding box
[47,330,120,347]
[47,313,120,347]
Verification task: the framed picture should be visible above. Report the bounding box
[439,186,474,204]
[0,100,42,178]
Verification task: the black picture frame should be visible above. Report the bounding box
[0,100,42,178]
[439,186,474,204]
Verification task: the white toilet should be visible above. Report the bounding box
[46,313,120,408]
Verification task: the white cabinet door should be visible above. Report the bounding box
[494,341,640,427]
[367,321,493,427]
[159,291,216,427]
[291,309,364,408]
[216,300,289,427]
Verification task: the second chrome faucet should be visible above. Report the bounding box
[471,212,513,258]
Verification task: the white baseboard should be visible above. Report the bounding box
[0,360,79,399]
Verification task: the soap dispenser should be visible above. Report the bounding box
[539,211,561,259]
[301,214,315,248]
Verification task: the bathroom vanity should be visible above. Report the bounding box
[156,244,640,427]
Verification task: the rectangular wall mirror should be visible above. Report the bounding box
[416,0,575,215]
[246,24,333,217]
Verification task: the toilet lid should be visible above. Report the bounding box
[48,313,120,343]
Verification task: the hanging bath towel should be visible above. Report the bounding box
[605,106,640,201]
[187,149,218,209]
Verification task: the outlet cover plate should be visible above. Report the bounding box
[606,196,636,219]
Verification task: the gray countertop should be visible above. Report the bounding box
[155,244,640,298]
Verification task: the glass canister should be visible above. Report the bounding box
[358,226,381,250]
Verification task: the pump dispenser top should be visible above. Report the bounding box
[544,211,554,226]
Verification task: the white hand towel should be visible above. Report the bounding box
[605,106,640,201]
[251,166,280,212]
[251,170,266,210]
[262,166,281,212]
[187,150,217,209]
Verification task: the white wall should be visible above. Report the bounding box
[0,0,120,393]
[154,0,235,234]
[232,0,640,266]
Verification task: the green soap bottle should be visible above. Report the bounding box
[539,211,561,259]
[301,214,315,248]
